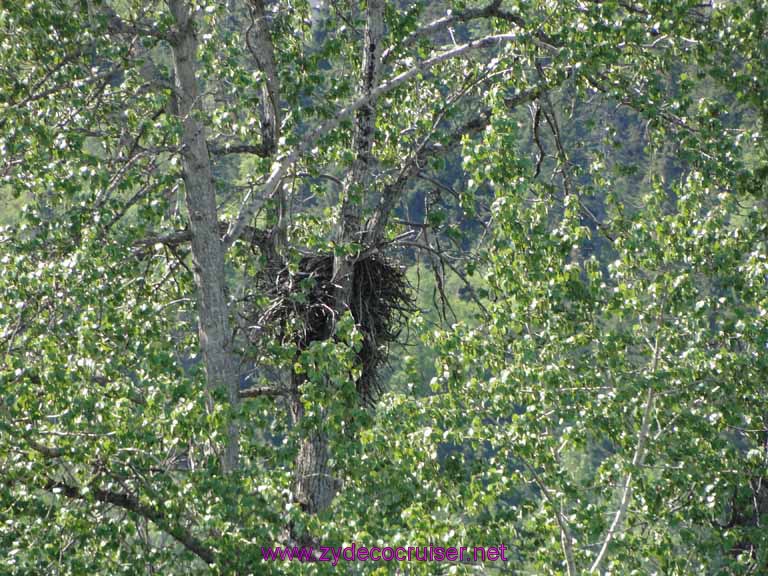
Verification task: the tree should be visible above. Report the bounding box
[1,0,767,574]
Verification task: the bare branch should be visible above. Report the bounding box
[240,386,289,399]
[132,222,268,258]
[395,240,489,317]
[292,171,344,189]
[209,143,271,157]
[523,461,578,576]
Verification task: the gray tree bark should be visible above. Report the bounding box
[334,0,385,319]
[289,0,386,519]
[289,377,337,515]
[169,0,240,473]
[246,0,280,157]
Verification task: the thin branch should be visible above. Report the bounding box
[367,80,553,244]
[0,405,66,459]
[5,47,85,111]
[209,143,270,157]
[589,299,665,573]
[536,77,616,243]
[524,461,578,576]
[292,171,344,189]
[239,386,289,399]
[133,222,268,258]
[366,110,488,244]
[395,240,489,316]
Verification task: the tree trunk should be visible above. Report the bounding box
[291,0,385,518]
[169,0,240,473]
[290,372,336,515]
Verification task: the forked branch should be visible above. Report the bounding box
[224,31,522,248]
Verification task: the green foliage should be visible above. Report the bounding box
[2,0,768,574]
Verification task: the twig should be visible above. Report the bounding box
[395,240,489,316]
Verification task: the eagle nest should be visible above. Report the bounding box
[251,253,415,405]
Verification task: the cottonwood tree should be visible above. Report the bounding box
[1,0,767,574]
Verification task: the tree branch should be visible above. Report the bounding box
[133,222,268,258]
[589,300,665,573]
[367,81,552,243]
[365,110,489,244]
[45,480,216,565]
[382,0,555,63]
[223,31,522,248]
[239,386,289,399]
[395,240,489,316]
[523,461,578,576]
[338,0,385,244]
[245,0,281,157]
[209,143,271,157]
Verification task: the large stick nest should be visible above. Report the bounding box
[251,253,415,405]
